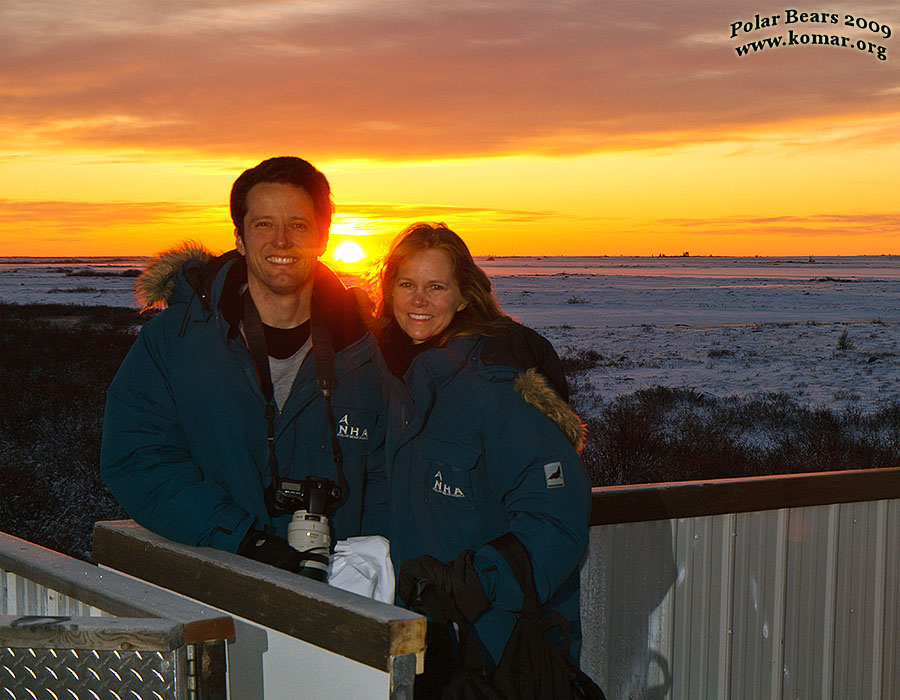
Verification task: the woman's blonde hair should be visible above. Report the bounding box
[375,222,509,345]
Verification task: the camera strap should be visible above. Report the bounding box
[310,313,349,507]
[242,289,347,504]
[242,291,279,487]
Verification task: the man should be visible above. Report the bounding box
[101,157,386,578]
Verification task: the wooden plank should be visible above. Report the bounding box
[0,533,234,644]
[590,467,900,525]
[0,614,182,651]
[92,521,427,672]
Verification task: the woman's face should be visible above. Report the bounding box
[391,248,467,344]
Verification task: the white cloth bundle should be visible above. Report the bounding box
[327,535,395,604]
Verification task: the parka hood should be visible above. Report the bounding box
[135,241,214,310]
[134,241,368,353]
[401,332,587,454]
[515,368,587,453]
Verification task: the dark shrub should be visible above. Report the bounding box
[571,382,898,487]
[560,349,604,373]
[0,304,154,559]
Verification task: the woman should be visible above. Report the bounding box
[375,222,591,692]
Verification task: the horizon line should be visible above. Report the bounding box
[2,253,898,261]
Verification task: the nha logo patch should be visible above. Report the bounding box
[337,414,369,440]
[432,470,466,498]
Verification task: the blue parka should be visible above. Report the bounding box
[382,334,590,667]
[101,245,386,553]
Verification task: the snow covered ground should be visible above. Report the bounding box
[481,257,900,414]
[0,257,146,307]
[3,255,898,414]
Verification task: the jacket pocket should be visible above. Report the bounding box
[422,437,481,511]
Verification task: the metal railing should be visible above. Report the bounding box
[581,467,900,700]
[5,466,896,699]
[1,532,234,699]
[91,521,427,700]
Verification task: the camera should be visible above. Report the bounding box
[265,476,343,582]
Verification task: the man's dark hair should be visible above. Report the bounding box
[230,156,334,240]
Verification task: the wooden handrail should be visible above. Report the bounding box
[0,532,234,646]
[0,615,183,651]
[92,520,427,672]
[590,466,900,525]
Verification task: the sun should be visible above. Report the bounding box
[332,240,366,264]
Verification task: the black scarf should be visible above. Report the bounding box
[378,323,438,379]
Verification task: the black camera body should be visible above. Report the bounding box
[265,475,343,519]
[265,476,344,582]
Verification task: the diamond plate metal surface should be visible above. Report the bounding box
[1,646,180,699]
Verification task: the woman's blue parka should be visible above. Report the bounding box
[382,334,591,667]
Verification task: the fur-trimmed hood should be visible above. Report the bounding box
[515,368,587,453]
[133,241,368,354]
[135,241,214,310]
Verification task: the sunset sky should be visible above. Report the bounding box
[1,1,898,259]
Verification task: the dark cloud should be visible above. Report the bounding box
[3,1,898,158]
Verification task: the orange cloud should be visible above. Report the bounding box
[339,202,558,224]
[660,213,900,238]
[3,1,898,160]
[0,199,231,255]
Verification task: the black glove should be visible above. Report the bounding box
[238,529,302,573]
[398,550,490,624]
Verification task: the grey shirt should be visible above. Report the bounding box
[269,335,313,410]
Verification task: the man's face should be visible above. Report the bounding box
[235,182,326,299]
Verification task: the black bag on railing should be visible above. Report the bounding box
[437,533,607,700]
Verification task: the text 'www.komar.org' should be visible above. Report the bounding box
[731,9,892,61]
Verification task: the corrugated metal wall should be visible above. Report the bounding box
[1,571,109,617]
[580,498,899,700]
